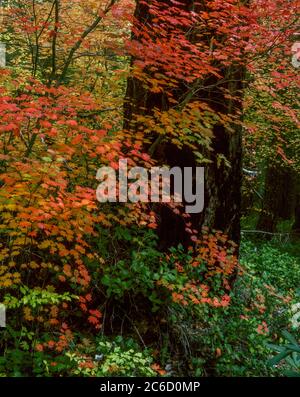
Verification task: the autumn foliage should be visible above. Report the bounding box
[0,0,299,377]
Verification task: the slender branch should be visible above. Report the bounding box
[57,0,117,85]
[48,0,60,84]
[32,0,39,77]
[37,0,56,40]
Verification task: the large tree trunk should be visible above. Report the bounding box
[124,0,244,250]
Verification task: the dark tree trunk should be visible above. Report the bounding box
[278,168,296,220]
[124,0,244,250]
[257,165,298,233]
[293,197,300,232]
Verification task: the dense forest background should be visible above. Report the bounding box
[0,0,299,377]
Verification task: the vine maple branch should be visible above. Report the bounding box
[57,0,118,85]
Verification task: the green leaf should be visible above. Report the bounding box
[285,344,300,354]
[41,157,52,163]
[284,370,300,377]
[267,350,291,367]
[266,343,285,353]
[282,330,299,346]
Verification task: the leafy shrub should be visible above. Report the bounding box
[240,240,300,292]
[161,239,300,376]
[0,331,158,377]
[0,73,156,370]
